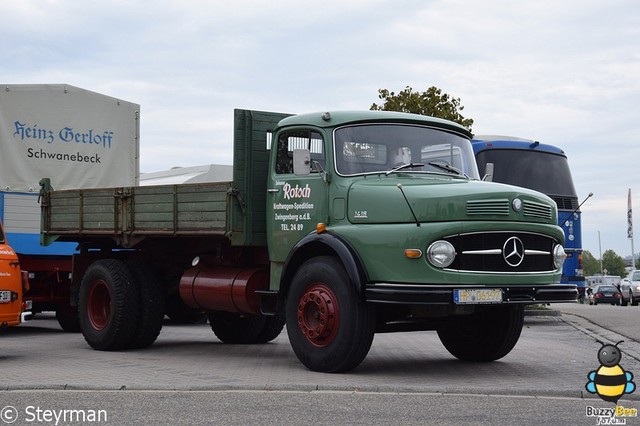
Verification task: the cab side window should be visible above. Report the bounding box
[275,130,324,174]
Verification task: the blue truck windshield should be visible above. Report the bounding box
[476,149,577,201]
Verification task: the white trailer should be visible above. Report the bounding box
[0,84,140,329]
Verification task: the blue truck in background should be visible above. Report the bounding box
[472,136,587,298]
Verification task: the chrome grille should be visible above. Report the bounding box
[445,231,557,273]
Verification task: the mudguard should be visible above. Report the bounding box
[280,231,368,299]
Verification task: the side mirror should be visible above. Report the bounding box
[482,162,494,182]
[293,149,311,176]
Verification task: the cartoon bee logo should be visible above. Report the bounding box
[586,340,636,403]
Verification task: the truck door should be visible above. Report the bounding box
[267,128,328,264]
[0,222,23,328]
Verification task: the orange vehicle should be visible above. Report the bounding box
[0,220,31,330]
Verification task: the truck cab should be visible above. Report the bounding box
[0,220,31,330]
[263,111,575,370]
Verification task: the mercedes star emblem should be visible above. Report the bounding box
[503,236,525,267]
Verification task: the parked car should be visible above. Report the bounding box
[620,270,640,306]
[591,285,622,306]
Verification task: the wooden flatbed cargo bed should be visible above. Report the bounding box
[40,181,234,247]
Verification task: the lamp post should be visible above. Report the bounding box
[598,230,603,275]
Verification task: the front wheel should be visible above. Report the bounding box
[437,305,524,362]
[286,256,375,373]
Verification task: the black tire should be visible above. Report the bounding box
[55,306,81,332]
[78,259,140,351]
[254,314,286,343]
[632,294,639,306]
[208,311,267,343]
[437,305,524,362]
[127,262,165,349]
[285,256,375,373]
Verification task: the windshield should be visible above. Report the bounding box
[597,286,619,292]
[475,149,577,198]
[334,124,479,179]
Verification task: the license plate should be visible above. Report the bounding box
[454,288,503,304]
[0,290,11,303]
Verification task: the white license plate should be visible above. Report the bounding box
[454,288,503,304]
[0,290,11,303]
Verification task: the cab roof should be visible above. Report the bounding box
[472,135,565,155]
[278,110,473,139]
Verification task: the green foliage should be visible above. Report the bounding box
[370,86,474,131]
[602,249,627,277]
[582,250,600,276]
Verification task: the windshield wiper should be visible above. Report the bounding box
[385,162,425,175]
[427,161,467,178]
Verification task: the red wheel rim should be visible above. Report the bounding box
[87,279,111,330]
[296,283,340,347]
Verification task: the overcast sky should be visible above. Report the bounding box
[2,0,639,259]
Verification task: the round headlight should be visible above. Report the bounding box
[553,245,566,270]
[427,240,456,268]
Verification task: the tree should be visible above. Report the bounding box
[370,86,474,131]
[602,249,627,277]
[582,250,600,277]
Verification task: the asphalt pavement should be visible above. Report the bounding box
[0,309,638,398]
[2,308,640,425]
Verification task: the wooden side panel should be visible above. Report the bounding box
[132,183,229,233]
[43,182,232,240]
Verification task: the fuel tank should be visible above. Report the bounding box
[179,265,268,314]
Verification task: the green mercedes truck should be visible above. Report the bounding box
[39,109,576,372]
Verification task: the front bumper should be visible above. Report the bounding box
[365,283,577,305]
[593,296,621,304]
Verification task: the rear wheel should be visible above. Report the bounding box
[55,306,81,332]
[255,314,286,343]
[286,256,375,373]
[78,259,140,350]
[437,305,524,362]
[127,262,165,349]
[208,312,266,343]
